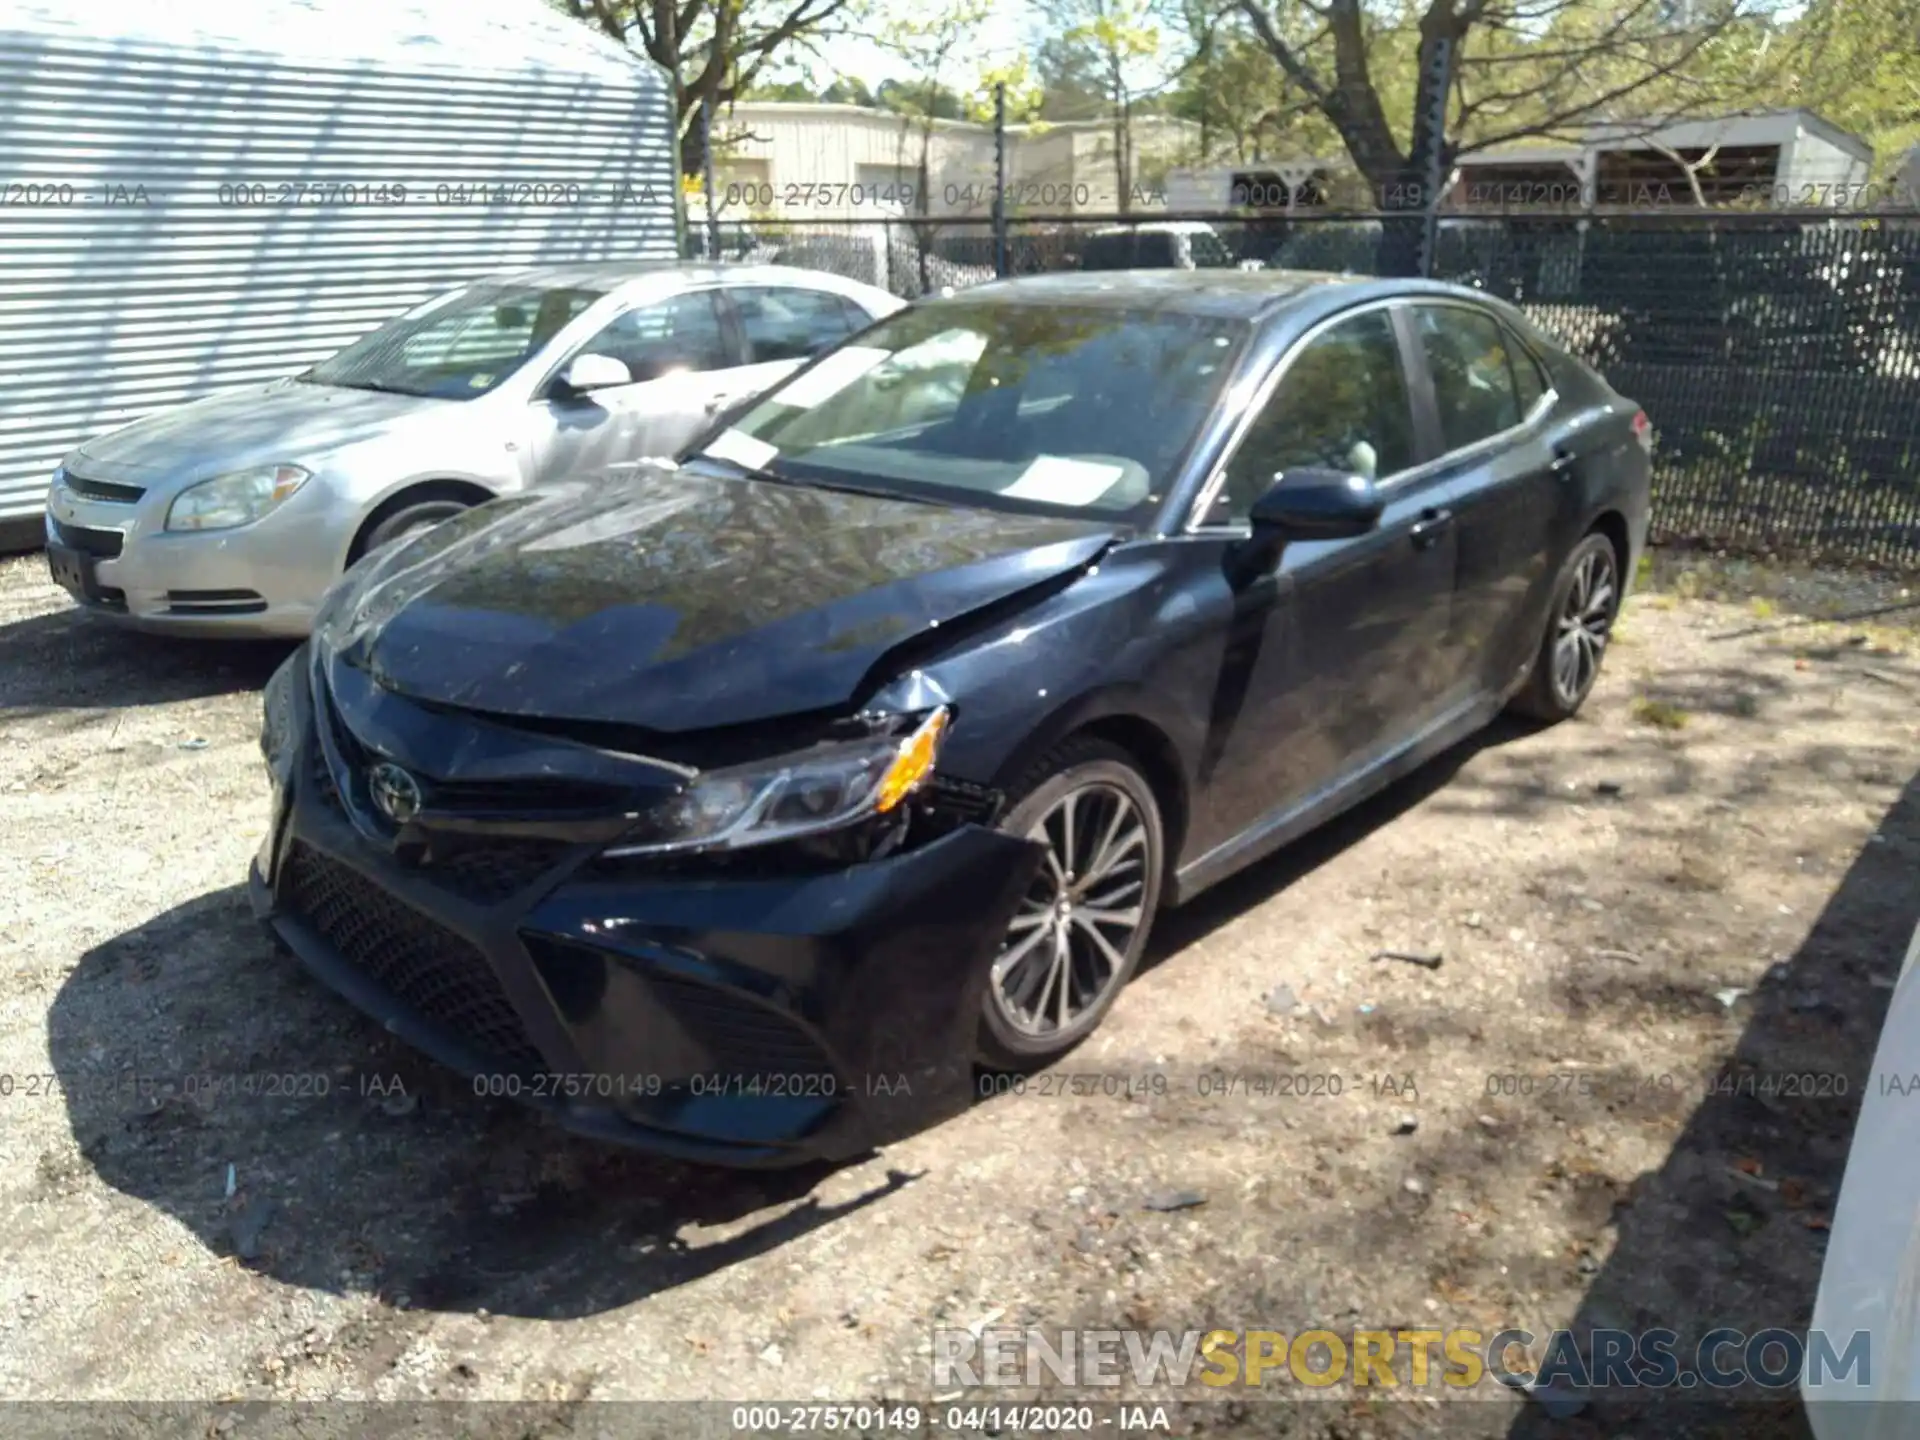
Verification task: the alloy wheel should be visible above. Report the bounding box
[989,781,1149,1042]
[1551,545,1617,707]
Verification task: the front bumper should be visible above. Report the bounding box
[44,474,347,638]
[249,663,1044,1166]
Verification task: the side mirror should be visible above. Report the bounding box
[1249,467,1384,540]
[1234,467,1382,577]
[557,353,632,395]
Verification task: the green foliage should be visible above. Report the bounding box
[1785,0,1920,173]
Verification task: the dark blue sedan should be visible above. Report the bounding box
[252,270,1652,1165]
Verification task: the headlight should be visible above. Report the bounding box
[166,464,311,532]
[605,707,951,857]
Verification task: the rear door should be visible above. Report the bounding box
[1405,301,1580,697]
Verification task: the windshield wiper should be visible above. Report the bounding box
[310,377,423,397]
[692,453,944,506]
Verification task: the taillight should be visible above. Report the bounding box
[1631,408,1653,452]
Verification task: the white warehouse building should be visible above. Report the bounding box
[0,0,681,532]
[704,102,1198,221]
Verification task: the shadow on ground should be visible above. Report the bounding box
[45,715,1544,1325]
[45,883,919,1322]
[0,601,292,713]
[1495,771,1920,1439]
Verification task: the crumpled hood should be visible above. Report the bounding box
[326,464,1117,733]
[71,378,457,489]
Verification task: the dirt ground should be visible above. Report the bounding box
[1,544,1916,1439]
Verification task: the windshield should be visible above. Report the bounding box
[693,300,1248,521]
[304,281,606,399]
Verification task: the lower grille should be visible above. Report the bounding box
[416,839,575,904]
[283,843,546,1071]
[50,518,124,558]
[167,588,267,615]
[645,968,838,1081]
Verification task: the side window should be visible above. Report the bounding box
[1415,305,1524,451]
[1506,326,1549,415]
[578,291,729,383]
[1212,309,1416,524]
[734,286,857,363]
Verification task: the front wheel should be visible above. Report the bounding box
[977,739,1165,1071]
[357,498,472,559]
[1508,532,1620,722]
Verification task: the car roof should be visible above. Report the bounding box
[481,260,881,294]
[936,270,1501,324]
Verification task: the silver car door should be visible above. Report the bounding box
[523,289,736,477]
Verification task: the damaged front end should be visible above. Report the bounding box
[251,643,1047,1165]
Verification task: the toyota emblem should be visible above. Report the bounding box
[366,761,423,824]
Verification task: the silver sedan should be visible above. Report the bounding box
[43,262,906,637]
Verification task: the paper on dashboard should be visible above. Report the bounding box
[701,429,780,471]
[998,455,1126,507]
[774,346,890,409]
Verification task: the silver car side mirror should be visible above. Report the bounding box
[559,353,632,393]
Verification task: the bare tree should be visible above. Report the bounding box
[1226,0,1797,268]
[559,0,860,177]
[880,0,992,217]
[1055,0,1166,211]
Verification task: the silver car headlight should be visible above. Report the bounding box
[605,707,951,858]
[166,464,312,532]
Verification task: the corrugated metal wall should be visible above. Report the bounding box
[0,13,679,524]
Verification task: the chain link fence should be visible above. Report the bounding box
[689,211,1920,568]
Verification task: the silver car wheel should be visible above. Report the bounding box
[990,781,1148,1041]
[1551,545,1616,707]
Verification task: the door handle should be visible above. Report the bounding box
[1409,508,1454,549]
[1549,447,1578,477]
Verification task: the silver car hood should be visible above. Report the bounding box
[70,378,461,490]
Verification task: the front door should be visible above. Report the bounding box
[522,289,747,478]
[717,284,874,401]
[1193,304,1463,844]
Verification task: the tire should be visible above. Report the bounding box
[1508,532,1620,723]
[357,498,472,560]
[977,738,1165,1071]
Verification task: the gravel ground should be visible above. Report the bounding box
[0,545,1916,1439]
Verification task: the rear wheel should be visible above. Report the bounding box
[1508,532,1620,722]
[977,739,1164,1070]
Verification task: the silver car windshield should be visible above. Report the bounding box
[303,282,606,400]
[696,301,1248,523]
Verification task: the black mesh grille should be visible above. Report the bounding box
[283,843,546,1071]
[415,840,575,904]
[644,969,838,1081]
